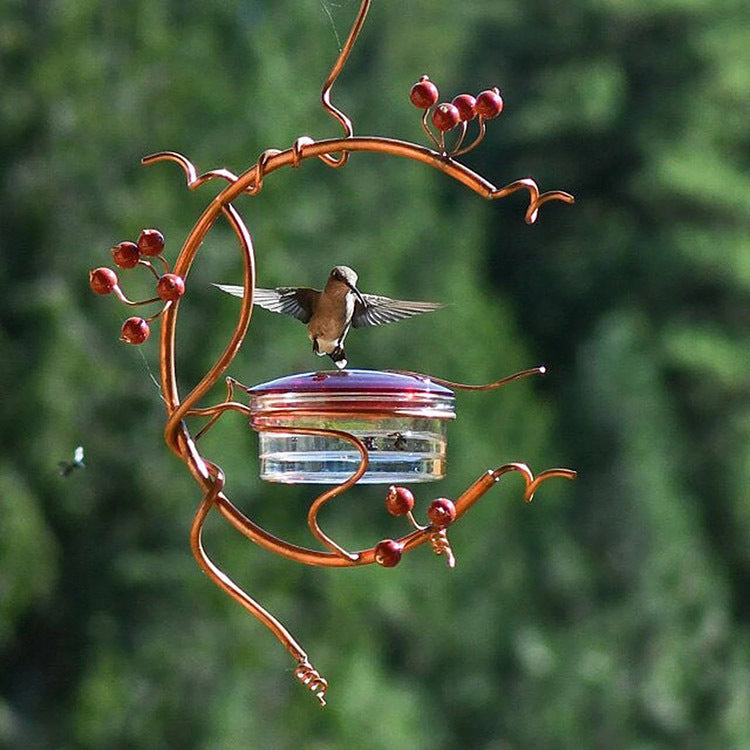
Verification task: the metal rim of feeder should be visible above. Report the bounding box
[248,369,456,424]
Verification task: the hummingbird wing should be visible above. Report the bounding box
[214,284,318,324]
[352,294,445,328]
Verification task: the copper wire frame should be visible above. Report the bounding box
[93,0,577,706]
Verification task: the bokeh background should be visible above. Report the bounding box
[1,0,748,747]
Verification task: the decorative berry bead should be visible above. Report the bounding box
[432,103,461,132]
[112,241,140,269]
[89,267,118,295]
[374,539,403,568]
[475,89,504,119]
[451,94,477,122]
[428,497,457,528]
[385,485,415,517]
[137,228,165,257]
[120,317,150,345]
[409,76,439,109]
[156,273,186,302]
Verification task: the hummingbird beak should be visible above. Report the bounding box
[346,280,367,307]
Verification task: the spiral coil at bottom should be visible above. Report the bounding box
[295,660,328,706]
[429,529,456,568]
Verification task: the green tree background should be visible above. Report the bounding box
[1,0,748,747]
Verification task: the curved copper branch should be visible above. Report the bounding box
[449,120,469,158]
[190,462,307,661]
[176,399,576,570]
[110,287,161,307]
[420,108,442,151]
[138,258,168,279]
[452,117,488,158]
[449,463,577,523]
[186,401,369,562]
[142,148,281,199]
[318,0,371,167]
[212,137,573,224]
[259,425,370,562]
[142,151,239,190]
[490,178,575,224]
[161,201,255,456]
[392,365,547,392]
[504,465,578,502]
[191,460,328,705]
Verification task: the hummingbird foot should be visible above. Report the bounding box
[329,346,347,369]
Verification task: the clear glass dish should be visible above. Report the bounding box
[247,369,455,484]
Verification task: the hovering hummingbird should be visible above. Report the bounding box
[215,265,444,369]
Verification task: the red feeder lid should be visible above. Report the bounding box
[247,369,455,422]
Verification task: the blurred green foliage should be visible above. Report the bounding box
[1,0,748,747]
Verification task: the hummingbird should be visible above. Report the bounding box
[215,265,444,369]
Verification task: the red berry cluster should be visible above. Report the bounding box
[89,228,185,345]
[374,485,458,568]
[409,75,504,157]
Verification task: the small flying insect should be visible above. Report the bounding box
[389,432,408,451]
[58,446,85,477]
[362,436,378,451]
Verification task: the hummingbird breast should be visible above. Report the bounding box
[307,288,355,354]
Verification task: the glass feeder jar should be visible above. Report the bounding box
[247,369,456,484]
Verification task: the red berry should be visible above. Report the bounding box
[432,103,460,132]
[475,89,504,119]
[156,273,185,302]
[89,267,118,295]
[385,486,415,517]
[137,228,165,257]
[409,76,439,109]
[428,498,456,528]
[452,94,477,122]
[374,539,403,568]
[120,317,150,345]
[112,241,140,269]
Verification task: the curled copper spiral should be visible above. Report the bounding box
[294,660,329,707]
[429,529,456,568]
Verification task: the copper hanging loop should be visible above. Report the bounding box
[318,0,371,167]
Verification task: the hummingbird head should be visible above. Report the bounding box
[329,266,366,305]
[329,265,358,286]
